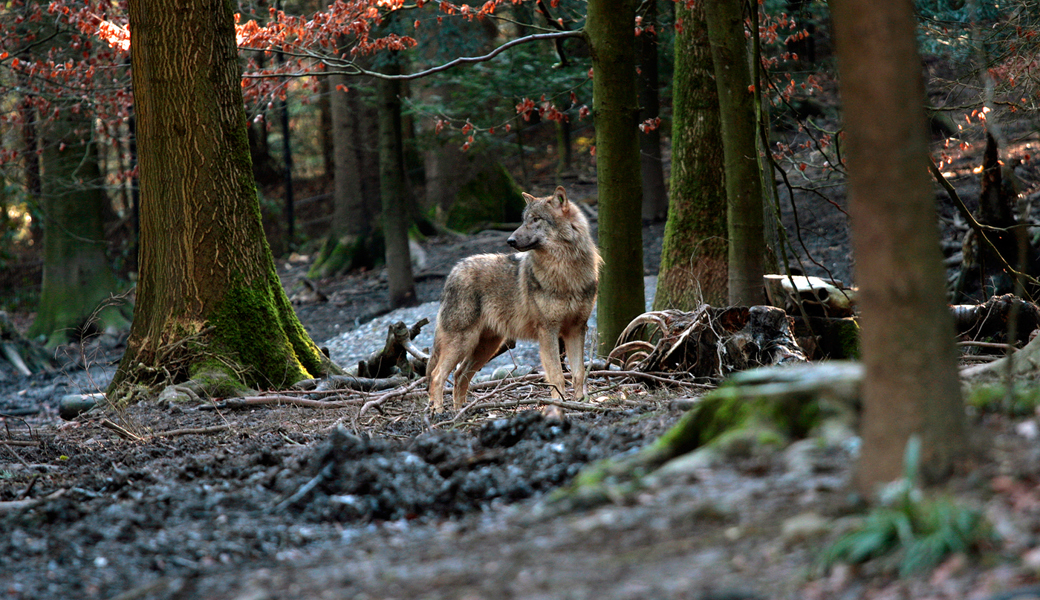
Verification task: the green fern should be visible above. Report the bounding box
[818,436,991,576]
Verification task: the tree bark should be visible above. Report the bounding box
[378,55,418,309]
[28,101,129,348]
[109,0,340,397]
[586,0,646,355]
[654,0,728,310]
[704,0,765,306]
[832,0,967,491]
[638,0,668,222]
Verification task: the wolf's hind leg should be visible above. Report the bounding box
[452,333,505,410]
[428,334,469,411]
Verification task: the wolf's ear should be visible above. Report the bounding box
[553,186,569,206]
[522,192,536,205]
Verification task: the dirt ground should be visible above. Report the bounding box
[5,116,1040,599]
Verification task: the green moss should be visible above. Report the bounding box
[306,234,377,279]
[207,270,325,389]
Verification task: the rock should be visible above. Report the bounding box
[781,512,831,545]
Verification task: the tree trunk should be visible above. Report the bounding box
[832,0,966,491]
[109,0,340,397]
[586,0,645,355]
[20,88,42,246]
[330,74,368,239]
[378,57,418,309]
[638,0,668,222]
[28,107,129,349]
[307,71,372,279]
[654,0,728,310]
[704,0,765,306]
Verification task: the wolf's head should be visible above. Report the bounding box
[507,186,590,253]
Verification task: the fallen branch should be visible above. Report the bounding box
[442,396,612,427]
[0,488,66,515]
[962,329,1040,378]
[199,395,366,411]
[320,375,411,392]
[587,369,716,388]
[1,342,31,377]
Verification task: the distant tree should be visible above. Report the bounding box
[308,70,372,279]
[587,0,646,355]
[704,0,765,306]
[832,0,967,490]
[109,0,340,398]
[28,109,129,348]
[654,0,728,310]
[638,0,668,222]
[378,52,418,309]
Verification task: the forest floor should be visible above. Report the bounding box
[5,115,1040,599]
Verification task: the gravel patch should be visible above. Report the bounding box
[322,276,659,376]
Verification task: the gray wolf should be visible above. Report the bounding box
[427,186,602,411]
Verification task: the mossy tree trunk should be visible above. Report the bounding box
[638,0,668,222]
[378,55,418,309]
[704,0,765,306]
[28,94,129,349]
[109,0,340,398]
[653,0,728,310]
[832,0,966,491]
[586,0,646,355]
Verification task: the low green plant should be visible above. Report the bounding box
[967,382,1040,417]
[818,436,991,577]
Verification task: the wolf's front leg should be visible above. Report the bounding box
[563,328,587,399]
[537,329,566,399]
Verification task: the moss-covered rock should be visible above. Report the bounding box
[445,162,525,232]
[551,362,863,509]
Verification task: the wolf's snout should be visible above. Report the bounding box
[507,236,518,249]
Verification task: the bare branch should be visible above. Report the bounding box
[241,30,584,82]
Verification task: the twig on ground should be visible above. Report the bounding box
[153,425,230,438]
[0,440,42,447]
[275,462,334,512]
[100,419,146,442]
[358,377,427,418]
[1,440,31,468]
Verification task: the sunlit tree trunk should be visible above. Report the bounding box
[704,0,765,306]
[654,0,728,310]
[832,0,966,490]
[587,0,645,355]
[378,56,418,309]
[109,0,339,397]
